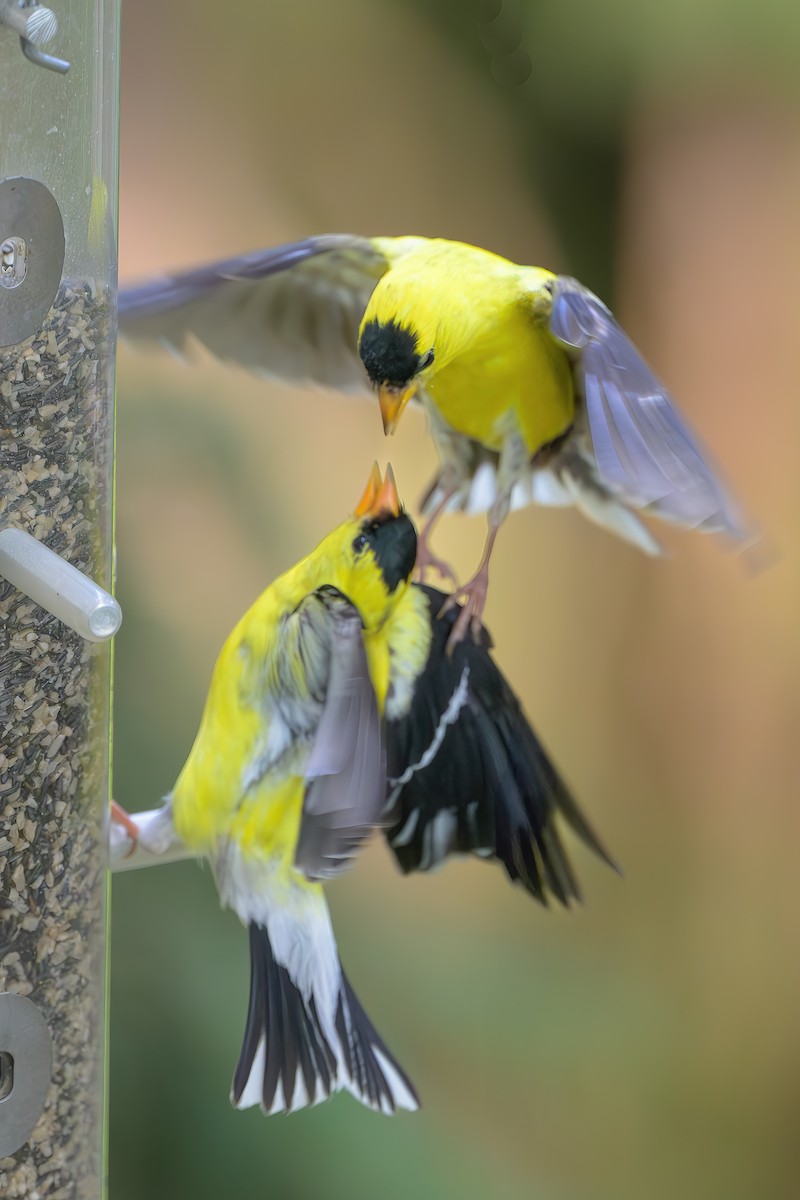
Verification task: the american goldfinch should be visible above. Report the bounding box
[163,463,421,1116]
[147,465,615,1117]
[120,235,749,642]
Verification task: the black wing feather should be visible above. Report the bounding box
[385,587,618,906]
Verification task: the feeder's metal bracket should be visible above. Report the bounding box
[0,176,65,348]
[0,993,52,1157]
[0,1,70,73]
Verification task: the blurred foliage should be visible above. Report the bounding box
[402,0,627,294]
[111,2,800,1199]
[404,0,800,293]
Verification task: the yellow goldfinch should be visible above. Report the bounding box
[120,235,749,641]
[163,464,422,1116]
[143,465,615,1116]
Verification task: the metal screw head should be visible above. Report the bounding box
[1,234,28,288]
[0,992,52,1157]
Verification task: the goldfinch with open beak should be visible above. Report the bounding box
[120,235,750,642]
[164,463,421,1116]
[149,465,616,1116]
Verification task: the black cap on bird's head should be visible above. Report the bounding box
[358,319,435,435]
[352,463,417,593]
[359,319,421,389]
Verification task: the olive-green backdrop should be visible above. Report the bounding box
[112,3,800,1197]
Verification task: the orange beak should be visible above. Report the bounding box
[354,462,401,519]
[378,384,416,436]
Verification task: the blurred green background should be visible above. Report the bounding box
[111,2,800,1197]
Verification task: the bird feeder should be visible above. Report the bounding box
[0,2,119,1194]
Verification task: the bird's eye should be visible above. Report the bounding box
[419,349,435,370]
[352,534,369,554]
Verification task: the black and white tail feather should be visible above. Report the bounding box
[232,910,419,1116]
[386,587,619,905]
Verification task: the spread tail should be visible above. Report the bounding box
[231,914,419,1115]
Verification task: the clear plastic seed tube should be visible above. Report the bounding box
[0,2,119,1193]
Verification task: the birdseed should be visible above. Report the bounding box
[0,283,113,1197]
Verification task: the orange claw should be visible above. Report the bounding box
[442,569,490,651]
[111,800,139,857]
[415,485,459,586]
[415,539,458,587]
[441,523,500,651]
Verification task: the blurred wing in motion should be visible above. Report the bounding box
[295,594,386,881]
[547,276,748,539]
[119,234,391,391]
[385,587,618,906]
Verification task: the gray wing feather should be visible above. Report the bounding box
[295,601,386,882]
[549,276,747,537]
[119,234,389,392]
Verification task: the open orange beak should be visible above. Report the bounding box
[354,462,401,519]
[378,384,416,436]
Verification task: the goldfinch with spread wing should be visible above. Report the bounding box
[120,235,749,642]
[145,465,616,1116]
[164,464,422,1116]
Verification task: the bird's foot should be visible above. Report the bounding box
[111,800,139,857]
[441,566,490,651]
[415,536,458,587]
